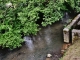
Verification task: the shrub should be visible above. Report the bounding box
[0,0,80,49]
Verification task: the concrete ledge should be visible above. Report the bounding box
[63,14,80,43]
[72,29,80,43]
[63,28,69,43]
[77,21,80,25]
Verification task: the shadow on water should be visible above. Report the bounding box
[0,21,64,60]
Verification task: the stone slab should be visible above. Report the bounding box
[72,29,80,43]
[63,14,80,43]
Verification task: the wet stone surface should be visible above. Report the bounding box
[0,22,63,60]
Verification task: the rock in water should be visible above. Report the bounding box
[45,54,52,60]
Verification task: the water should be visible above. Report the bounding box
[44,25,52,46]
[0,21,63,60]
[24,36,34,51]
[61,12,70,24]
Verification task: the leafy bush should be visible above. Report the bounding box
[0,0,80,49]
[63,0,80,13]
[0,32,23,49]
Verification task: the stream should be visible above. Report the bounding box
[0,21,64,60]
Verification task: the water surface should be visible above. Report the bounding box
[0,22,63,60]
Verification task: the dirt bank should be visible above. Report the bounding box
[61,39,80,60]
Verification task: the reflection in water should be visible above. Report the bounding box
[0,22,63,60]
[61,12,70,24]
[44,25,52,46]
[45,35,51,46]
[24,36,34,51]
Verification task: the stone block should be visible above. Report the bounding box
[63,14,80,43]
[72,29,80,43]
[63,28,69,43]
[77,21,80,25]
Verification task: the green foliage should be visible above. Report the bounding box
[0,0,80,49]
[41,0,66,26]
[0,32,23,49]
[74,0,80,12]
[64,0,80,13]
